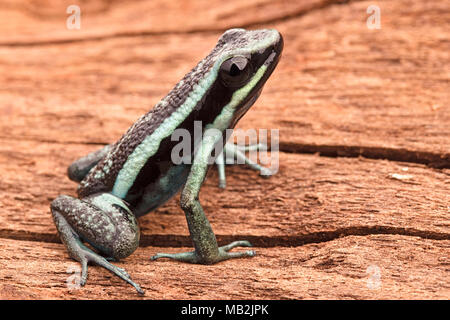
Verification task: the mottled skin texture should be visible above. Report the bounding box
[50,28,283,294]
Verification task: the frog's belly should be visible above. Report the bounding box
[128,164,191,217]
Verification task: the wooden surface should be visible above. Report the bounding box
[0,0,449,299]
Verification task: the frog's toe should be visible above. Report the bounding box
[81,250,143,294]
[151,250,199,263]
[235,143,268,152]
[150,240,255,264]
[220,240,253,251]
[78,259,87,286]
[218,240,256,260]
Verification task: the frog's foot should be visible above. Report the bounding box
[151,240,255,264]
[215,142,275,188]
[64,230,142,294]
[51,194,144,295]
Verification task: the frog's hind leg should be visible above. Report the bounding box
[50,193,143,294]
[68,144,114,182]
[215,142,274,188]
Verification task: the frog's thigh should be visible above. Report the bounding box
[51,193,140,260]
[50,193,143,293]
[68,144,114,182]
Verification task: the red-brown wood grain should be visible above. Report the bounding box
[0,0,448,299]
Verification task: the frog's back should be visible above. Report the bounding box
[77,99,199,204]
[76,108,172,200]
[77,48,223,206]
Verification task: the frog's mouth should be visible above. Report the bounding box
[229,87,263,128]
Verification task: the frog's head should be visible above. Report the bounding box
[176,28,283,131]
[156,28,282,136]
[211,28,283,127]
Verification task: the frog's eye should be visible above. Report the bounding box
[219,56,252,88]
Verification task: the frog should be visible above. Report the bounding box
[50,28,283,294]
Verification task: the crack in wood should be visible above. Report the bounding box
[2,135,448,168]
[0,0,359,47]
[279,142,450,169]
[0,136,107,146]
[0,0,115,19]
[1,226,448,248]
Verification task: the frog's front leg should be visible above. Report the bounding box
[50,193,144,294]
[151,135,255,264]
[215,142,274,188]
